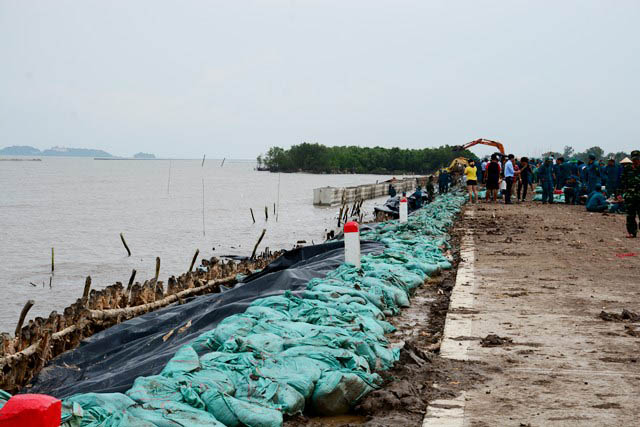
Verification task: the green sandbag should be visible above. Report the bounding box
[201,389,283,427]
[161,345,200,377]
[311,371,381,415]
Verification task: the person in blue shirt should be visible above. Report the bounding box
[538,157,555,204]
[603,158,619,196]
[585,154,602,194]
[413,186,423,208]
[568,159,579,177]
[438,170,451,194]
[586,186,608,212]
[564,174,581,205]
[553,157,569,190]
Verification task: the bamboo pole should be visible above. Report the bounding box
[264,206,268,221]
[88,275,238,321]
[15,300,34,337]
[189,249,200,272]
[120,233,131,257]
[154,257,161,283]
[250,229,267,260]
[82,276,92,301]
[51,248,54,273]
[250,208,255,223]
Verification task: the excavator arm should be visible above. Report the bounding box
[453,138,506,155]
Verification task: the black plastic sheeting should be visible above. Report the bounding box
[373,194,426,218]
[28,240,384,399]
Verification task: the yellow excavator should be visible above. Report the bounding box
[446,157,470,174]
[446,138,507,174]
[453,138,506,156]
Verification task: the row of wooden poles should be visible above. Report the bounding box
[337,198,365,227]
[249,203,277,223]
[0,246,282,394]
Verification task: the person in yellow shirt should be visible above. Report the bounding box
[464,160,479,203]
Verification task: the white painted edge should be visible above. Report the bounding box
[423,209,476,427]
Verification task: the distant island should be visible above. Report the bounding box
[0,145,114,158]
[133,152,156,159]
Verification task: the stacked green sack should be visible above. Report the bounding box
[60,193,466,427]
[532,192,565,203]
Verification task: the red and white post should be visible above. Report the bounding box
[399,197,408,223]
[343,221,361,268]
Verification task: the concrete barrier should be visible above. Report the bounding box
[313,177,426,206]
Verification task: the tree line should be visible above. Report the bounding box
[541,145,630,163]
[257,143,476,174]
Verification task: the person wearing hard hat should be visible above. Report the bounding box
[620,150,640,238]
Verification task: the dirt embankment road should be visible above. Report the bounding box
[447,202,640,426]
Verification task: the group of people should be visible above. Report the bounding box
[458,150,640,238]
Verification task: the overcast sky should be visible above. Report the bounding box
[1,1,639,159]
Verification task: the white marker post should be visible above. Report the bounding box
[399,197,408,223]
[343,221,361,269]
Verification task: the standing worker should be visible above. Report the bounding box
[620,150,640,238]
[604,158,619,196]
[538,157,556,204]
[517,157,533,202]
[504,154,516,204]
[464,160,479,203]
[438,169,450,194]
[554,157,568,190]
[586,154,602,194]
[485,154,501,203]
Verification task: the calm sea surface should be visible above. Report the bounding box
[0,157,396,331]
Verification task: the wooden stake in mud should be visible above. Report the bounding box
[120,233,131,257]
[338,205,344,227]
[154,257,161,283]
[273,202,276,215]
[51,247,54,273]
[264,206,268,221]
[189,249,200,272]
[250,208,255,223]
[15,300,34,337]
[126,269,137,294]
[82,276,92,301]
[251,229,267,260]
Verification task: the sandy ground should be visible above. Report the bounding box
[450,202,640,426]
